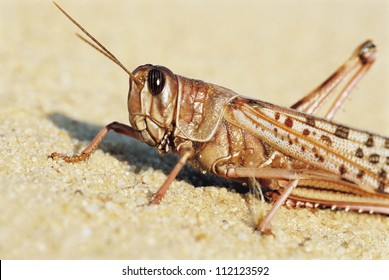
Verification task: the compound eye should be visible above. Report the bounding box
[147,68,165,95]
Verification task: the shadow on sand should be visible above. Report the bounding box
[48,112,248,193]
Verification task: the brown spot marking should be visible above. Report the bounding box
[378,169,387,192]
[386,157,389,166]
[301,145,306,152]
[320,135,332,147]
[378,169,387,180]
[314,153,324,162]
[302,129,310,136]
[339,164,347,175]
[355,148,364,158]
[273,127,278,133]
[275,112,280,121]
[288,139,293,145]
[378,182,385,192]
[357,169,365,179]
[365,135,374,147]
[334,125,349,139]
[306,116,316,127]
[285,117,293,128]
[385,138,389,149]
[368,154,380,164]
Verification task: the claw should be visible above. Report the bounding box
[48,152,89,163]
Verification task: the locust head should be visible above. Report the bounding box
[128,65,178,151]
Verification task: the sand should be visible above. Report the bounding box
[1,0,389,259]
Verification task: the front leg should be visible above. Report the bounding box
[49,121,137,162]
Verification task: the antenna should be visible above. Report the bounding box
[53,2,142,85]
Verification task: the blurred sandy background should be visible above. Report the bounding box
[0,0,388,259]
